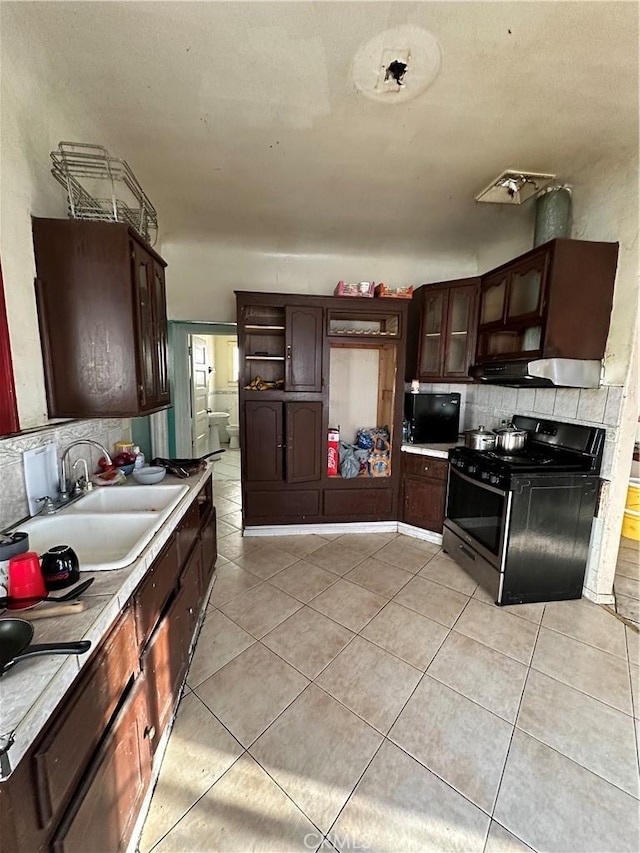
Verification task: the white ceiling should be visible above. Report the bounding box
[3,1,638,255]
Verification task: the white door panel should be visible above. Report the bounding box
[190,335,210,457]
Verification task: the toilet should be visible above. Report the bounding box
[208,412,230,453]
[227,424,240,450]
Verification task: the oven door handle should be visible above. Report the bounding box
[451,467,508,497]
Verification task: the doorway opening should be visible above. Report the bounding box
[169,321,241,484]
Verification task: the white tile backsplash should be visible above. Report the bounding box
[576,388,609,424]
[603,386,624,427]
[533,388,556,415]
[553,389,580,420]
[0,418,131,530]
[516,388,536,412]
[501,387,518,413]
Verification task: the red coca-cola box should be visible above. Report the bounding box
[327,428,339,476]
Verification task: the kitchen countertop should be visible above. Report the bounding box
[401,440,463,459]
[0,466,213,779]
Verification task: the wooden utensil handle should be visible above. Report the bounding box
[27,601,87,620]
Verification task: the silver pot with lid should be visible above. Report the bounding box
[464,425,497,451]
[494,422,528,453]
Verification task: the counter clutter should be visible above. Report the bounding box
[0,466,214,779]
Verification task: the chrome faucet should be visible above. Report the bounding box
[59,440,112,501]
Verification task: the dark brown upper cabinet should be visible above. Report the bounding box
[285,305,323,392]
[237,297,323,393]
[32,218,170,418]
[406,278,479,382]
[475,239,619,364]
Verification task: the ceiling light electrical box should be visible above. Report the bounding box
[475,170,556,205]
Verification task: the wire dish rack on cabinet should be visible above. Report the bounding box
[50,141,158,245]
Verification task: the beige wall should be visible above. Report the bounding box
[212,335,238,389]
[0,11,103,429]
[159,240,480,324]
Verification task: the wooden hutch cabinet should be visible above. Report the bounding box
[236,292,408,527]
[475,238,618,365]
[406,277,479,382]
[32,218,170,418]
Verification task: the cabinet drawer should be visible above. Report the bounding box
[34,607,138,827]
[402,453,449,481]
[245,489,320,520]
[323,488,393,519]
[176,499,200,565]
[134,535,179,649]
[51,676,151,853]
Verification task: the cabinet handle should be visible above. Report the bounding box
[286,345,292,359]
[423,465,429,472]
[144,725,156,740]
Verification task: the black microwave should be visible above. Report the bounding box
[404,392,460,444]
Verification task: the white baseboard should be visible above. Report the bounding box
[243,521,399,537]
[243,521,443,544]
[397,523,443,546]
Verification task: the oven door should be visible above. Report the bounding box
[445,467,510,569]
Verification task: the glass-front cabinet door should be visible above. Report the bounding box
[479,272,507,326]
[152,261,170,404]
[444,284,475,377]
[506,250,548,321]
[419,289,446,377]
[132,242,156,408]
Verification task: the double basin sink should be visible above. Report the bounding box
[17,485,189,572]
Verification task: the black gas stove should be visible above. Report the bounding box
[444,415,605,606]
[449,415,604,490]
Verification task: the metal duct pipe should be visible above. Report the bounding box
[534,185,572,247]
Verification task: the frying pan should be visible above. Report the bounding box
[151,449,225,478]
[0,618,91,676]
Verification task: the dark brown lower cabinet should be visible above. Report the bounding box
[243,398,323,525]
[286,402,322,483]
[243,399,322,485]
[401,454,448,533]
[200,507,217,590]
[0,478,217,853]
[324,487,393,518]
[51,677,151,853]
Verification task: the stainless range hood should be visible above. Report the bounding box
[470,358,602,388]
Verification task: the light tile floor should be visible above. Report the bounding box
[139,483,640,852]
[615,536,640,626]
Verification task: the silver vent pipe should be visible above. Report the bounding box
[534,185,572,247]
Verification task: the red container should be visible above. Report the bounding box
[7,551,46,609]
[327,428,340,476]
